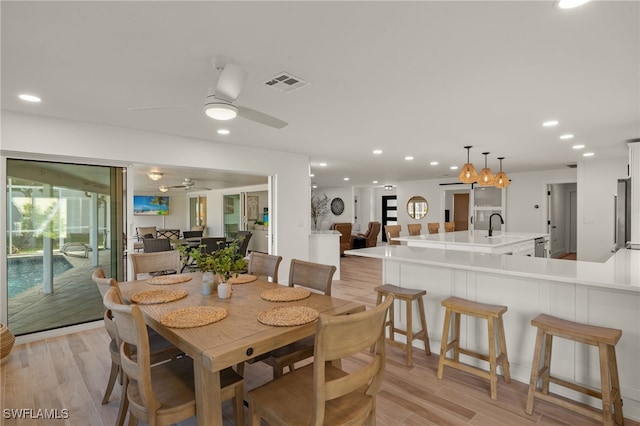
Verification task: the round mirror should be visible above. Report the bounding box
[407,196,428,219]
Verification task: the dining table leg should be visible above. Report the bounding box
[194,358,222,426]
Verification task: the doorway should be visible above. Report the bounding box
[453,193,470,231]
[381,195,397,242]
[547,183,577,259]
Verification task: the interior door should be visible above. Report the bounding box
[381,195,397,242]
[453,193,469,231]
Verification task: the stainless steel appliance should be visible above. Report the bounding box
[534,237,547,258]
[614,177,631,250]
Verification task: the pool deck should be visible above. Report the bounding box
[7,250,113,336]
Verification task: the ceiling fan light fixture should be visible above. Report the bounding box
[477,152,495,186]
[147,171,163,181]
[458,146,478,184]
[205,102,238,120]
[159,185,168,193]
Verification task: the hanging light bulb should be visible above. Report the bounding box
[458,146,478,184]
[494,157,510,188]
[477,152,495,186]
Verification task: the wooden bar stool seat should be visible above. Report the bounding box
[525,314,623,426]
[373,284,431,367]
[437,296,511,400]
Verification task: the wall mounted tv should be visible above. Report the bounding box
[133,195,169,216]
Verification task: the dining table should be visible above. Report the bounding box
[118,271,365,426]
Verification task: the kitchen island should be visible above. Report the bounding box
[393,230,549,256]
[344,245,640,420]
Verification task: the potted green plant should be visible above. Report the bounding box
[180,241,247,295]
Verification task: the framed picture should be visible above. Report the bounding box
[247,196,259,221]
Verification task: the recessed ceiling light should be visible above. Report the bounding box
[18,94,41,103]
[312,185,317,189]
[572,144,585,149]
[557,0,590,9]
[450,166,459,170]
[405,156,414,161]
[344,177,350,181]
[319,162,327,167]
[372,180,378,184]
[217,129,230,135]
[583,152,595,157]
[309,173,315,177]
[560,134,574,140]
[373,149,383,155]
[543,120,559,127]
[430,161,439,166]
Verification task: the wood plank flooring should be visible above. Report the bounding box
[1,254,635,425]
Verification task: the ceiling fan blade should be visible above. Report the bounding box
[128,104,196,111]
[237,105,288,129]
[215,64,247,102]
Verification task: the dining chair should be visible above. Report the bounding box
[136,226,157,240]
[91,269,181,426]
[427,222,440,234]
[142,238,172,253]
[247,252,282,283]
[445,222,456,232]
[103,287,244,426]
[182,230,203,239]
[407,223,422,236]
[247,294,394,426]
[385,224,401,245]
[235,230,253,257]
[260,259,336,378]
[129,251,181,279]
[200,237,227,254]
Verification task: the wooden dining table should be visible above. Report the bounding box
[118,272,364,426]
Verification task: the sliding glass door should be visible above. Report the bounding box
[5,159,124,336]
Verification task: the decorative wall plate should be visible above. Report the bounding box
[331,197,345,215]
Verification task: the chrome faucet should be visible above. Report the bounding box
[488,213,504,237]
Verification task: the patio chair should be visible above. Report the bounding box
[142,238,172,253]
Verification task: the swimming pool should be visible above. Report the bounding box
[7,255,74,297]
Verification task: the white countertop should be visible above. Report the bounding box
[393,230,548,248]
[344,245,640,293]
[310,230,341,237]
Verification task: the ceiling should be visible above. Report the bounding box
[2,1,638,189]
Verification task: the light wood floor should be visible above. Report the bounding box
[1,255,635,426]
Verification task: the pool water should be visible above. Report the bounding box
[7,256,74,297]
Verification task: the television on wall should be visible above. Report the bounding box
[133,195,169,216]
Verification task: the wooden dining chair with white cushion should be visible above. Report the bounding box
[248,294,394,426]
[103,287,244,426]
[129,251,181,279]
[247,252,282,283]
[91,269,180,426]
[260,259,336,378]
[385,224,402,245]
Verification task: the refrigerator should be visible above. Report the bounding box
[614,178,631,250]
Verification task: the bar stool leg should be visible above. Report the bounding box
[599,343,614,426]
[406,296,414,367]
[437,307,452,380]
[371,291,385,353]
[608,344,623,425]
[453,312,461,363]
[497,315,511,382]
[526,327,545,415]
[542,333,553,395]
[487,317,498,400]
[417,296,431,356]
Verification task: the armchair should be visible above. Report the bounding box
[330,223,352,256]
[352,221,381,248]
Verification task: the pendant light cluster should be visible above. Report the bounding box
[457,146,510,188]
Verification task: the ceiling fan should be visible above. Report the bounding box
[160,178,211,192]
[129,59,288,129]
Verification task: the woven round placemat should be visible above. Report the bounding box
[257,306,319,327]
[160,306,228,328]
[131,289,188,305]
[228,274,258,284]
[260,287,311,302]
[147,274,192,285]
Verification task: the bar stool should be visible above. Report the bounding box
[525,314,623,426]
[437,296,510,400]
[373,284,431,367]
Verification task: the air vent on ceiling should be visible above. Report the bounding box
[264,72,309,93]
[566,163,577,168]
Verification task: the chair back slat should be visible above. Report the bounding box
[288,259,335,295]
[248,252,282,283]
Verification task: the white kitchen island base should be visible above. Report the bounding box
[345,245,640,421]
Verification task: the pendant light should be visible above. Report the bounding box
[458,146,478,184]
[477,152,495,186]
[494,157,510,188]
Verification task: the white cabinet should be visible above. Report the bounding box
[472,186,506,232]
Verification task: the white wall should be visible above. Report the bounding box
[311,187,354,228]
[1,111,310,283]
